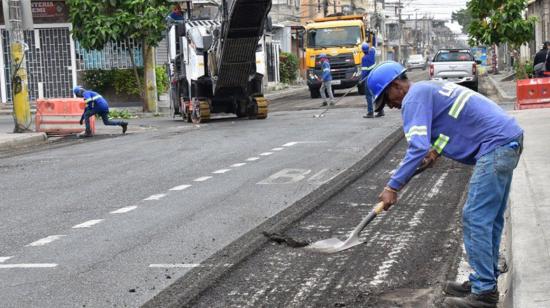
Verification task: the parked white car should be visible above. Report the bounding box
[429,49,480,92]
[406,54,427,71]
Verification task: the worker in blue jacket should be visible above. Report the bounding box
[74,86,128,137]
[368,61,523,308]
[319,54,335,106]
[360,43,380,118]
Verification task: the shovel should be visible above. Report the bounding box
[304,201,386,253]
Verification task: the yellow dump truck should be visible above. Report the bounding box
[304,15,368,98]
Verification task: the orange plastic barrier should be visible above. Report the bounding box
[35,98,96,135]
[516,78,550,110]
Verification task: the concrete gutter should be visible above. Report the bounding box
[0,132,47,150]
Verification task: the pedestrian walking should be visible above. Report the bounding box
[73,86,128,137]
[318,54,335,106]
[360,43,383,118]
[533,41,550,77]
[368,61,523,308]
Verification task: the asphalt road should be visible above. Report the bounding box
[0,69,430,307]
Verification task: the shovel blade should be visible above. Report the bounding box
[304,235,363,254]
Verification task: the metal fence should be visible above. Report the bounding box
[75,40,143,71]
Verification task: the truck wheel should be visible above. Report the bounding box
[310,88,321,99]
[357,83,365,95]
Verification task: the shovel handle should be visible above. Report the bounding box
[349,202,385,238]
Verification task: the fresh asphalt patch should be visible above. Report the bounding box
[144,139,472,307]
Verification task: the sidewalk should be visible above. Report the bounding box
[506,108,550,308]
[489,74,550,307]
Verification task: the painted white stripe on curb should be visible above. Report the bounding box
[72,219,104,229]
[169,184,191,191]
[231,163,246,167]
[271,147,284,151]
[149,264,201,268]
[194,176,212,182]
[144,194,167,201]
[282,142,298,147]
[212,169,231,174]
[27,235,66,247]
[110,206,138,214]
[260,152,273,156]
[0,264,58,269]
[246,157,260,161]
[0,257,13,263]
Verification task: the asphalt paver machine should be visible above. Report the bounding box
[168,0,272,123]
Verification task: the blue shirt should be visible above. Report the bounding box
[388,81,523,190]
[321,60,332,81]
[82,90,109,113]
[361,48,376,80]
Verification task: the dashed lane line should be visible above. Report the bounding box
[149,264,202,268]
[194,176,213,182]
[26,235,66,247]
[72,219,104,229]
[144,194,167,201]
[110,206,138,214]
[231,163,246,168]
[272,147,284,151]
[0,264,58,269]
[169,185,192,191]
[212,169,231,174]
[0,256,13,263]
[282,142,298,147]
[246,157,260,161]
[260,152,273,156]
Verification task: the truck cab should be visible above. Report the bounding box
[304,15,368,98]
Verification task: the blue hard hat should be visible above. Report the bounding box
[367,61,406,112]
[319,53,327,58]
[73,85,85,96]
[361,43,369,53]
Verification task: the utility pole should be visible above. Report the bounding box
[414,9,418,53]
[397,0,402,63]
[4,0,33,133]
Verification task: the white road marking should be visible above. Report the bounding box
[72,219,104,229]
[271,147,284,151]
[212,169,231,174]
[231,163,246,167]
[110,206,138,214]
[149,264,201,268]
[258,169,312,185]
[194,176,212,182]
[246,157,260,161]
[144,194,167,201]
[0,264,58,269]
[26,235,66,247]
[259,152,273,156]
[427,172,449,198]
[0,256,13,263]
[169,184,191,191]
[282,142,298,147]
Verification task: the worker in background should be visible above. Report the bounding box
[368,61,523,308]
[319,54,335,106]
[361,43,378,118]
[74,86,128,137]
[533,41,550,77]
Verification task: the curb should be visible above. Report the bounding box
[0,132,47,150]
[487,75,516,101]
[143,125,405,308]
[265,86,307,101]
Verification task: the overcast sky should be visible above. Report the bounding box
[399,0,468,33]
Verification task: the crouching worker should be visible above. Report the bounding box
[73,86,128,137]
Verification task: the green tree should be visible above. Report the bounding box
[467,0,536,50]
[67,0,171,112]
[451,8,473,34]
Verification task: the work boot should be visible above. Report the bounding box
[121,122,128,134]
[442,289,499,308]
[321,101,328,107]
[443,280,471,297]
[375,110,385,117]
[80,131,93,138]
[363,112,374,118]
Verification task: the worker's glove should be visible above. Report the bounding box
[79,119,83,125]
[418,149,440,172]
[379,186,398,211]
